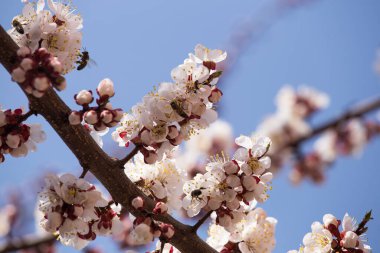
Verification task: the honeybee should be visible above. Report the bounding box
[170,99,191,119]
[76,50,90,70]
[191,187,206,201]
[12,19,24,34]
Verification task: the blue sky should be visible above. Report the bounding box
[1,0,380,252]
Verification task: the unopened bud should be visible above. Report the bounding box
[153,202,168,214]
[17,46,31,57]
[75,90,93,105]
[131,196,144,210]
[323,214,339,228]
[69,111,82,125]
[208,88,223,103]
[97,78,115,98]
[11,67,26,83]
[84,110,98,125]
[20,58,34,71]
[100,110,113,124]
[6,134,21,149]
[159,223,175,239]
[33,76,50,91]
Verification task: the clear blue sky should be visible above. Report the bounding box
[1,0,380,252]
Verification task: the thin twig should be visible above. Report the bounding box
[191,210,213,232]
[118,145,140,167]
[79,167,90,178]
[18,110,37,123]
[282,97,380,151]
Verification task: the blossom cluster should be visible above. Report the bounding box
[288,213,372,253]
[292,118,380,183]
[0,106,45,163]
[8,0,83,74]
[256,85,329,173]
[112,44,226,164]
[11,46,66,97]
[69,78,123,132]
[125,153,185,212]
[129,196,175,245]
[207,208,277,253]
[182,135,272,231]
[37,173,123,249]
[176,120,234,177]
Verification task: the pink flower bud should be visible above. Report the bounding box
[50,57,62,73]
[112,109,123,122]
[32,90,45,98]
[341,231,359,248]
[20,58,34,71]
[153,202,168,214]
[159,223,175,239]
[100,110,113,124]
[323,214,339,228]
[104,102,113,110]
[75,90,93,105]
[84,110,98,125]
[131,196,144,210]
[69,111,82,125]
[208,88,223,103]
[6,134,21,149]
[223,161,239,174]
[144,150,158,164]
[33,76,50,91]
[97,78,115,98]
[107,121,118,127]
[167,125,179,139]
[10,144,28,157]
[11,67,26,83]
[94,122,107,131]
[17,46,31,57]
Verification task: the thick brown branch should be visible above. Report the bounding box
[282,97,380,150]
[0,234,56,253]
[0,25,217,253]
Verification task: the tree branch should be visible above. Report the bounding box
[191,210,213,232]
[0,25,217,253]
[0,234,56,253]
[118,145,140,167]
[282,97,380,151]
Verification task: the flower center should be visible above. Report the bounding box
[247,157,261,173]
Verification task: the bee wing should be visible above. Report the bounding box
[88,58,97,67]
